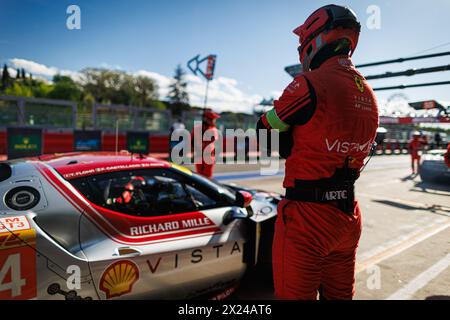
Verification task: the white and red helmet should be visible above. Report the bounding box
[293,4,361,72]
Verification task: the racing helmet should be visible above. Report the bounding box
[118,176,146,204]
[293,4,361,72]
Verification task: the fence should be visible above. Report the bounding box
[93,104,172,133]
[0,96,77,128]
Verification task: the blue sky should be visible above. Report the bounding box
[1,0,450,113]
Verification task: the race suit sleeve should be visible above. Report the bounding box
[258,76,317,132]
[257,76,317,159]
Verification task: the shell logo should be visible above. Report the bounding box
[99,260,140,299]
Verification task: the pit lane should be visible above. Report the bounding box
[201,155,450,300]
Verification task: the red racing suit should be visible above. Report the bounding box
[445,144,450,168]
[259,55,379,299]
[408,138,422,160]
[192,123,219,178]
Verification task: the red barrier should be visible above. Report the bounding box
[150,135,169,153]
[43,131,74,154]
[0,131,170,157]
[101,133,127,152]
[0,131,6,154]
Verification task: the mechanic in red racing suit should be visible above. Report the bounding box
[257,5,379,300]
[192,109,221,178]
[408,131,425,174]
[445,143,450,168]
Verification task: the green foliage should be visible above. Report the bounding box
[48,75,82,101]
[0,64,194,120]
[4,82,33,97]
[81,68,160,107]
[30,81,53,98]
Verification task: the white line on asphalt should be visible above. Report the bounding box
[356,219,450,273]
[386,253,450,300]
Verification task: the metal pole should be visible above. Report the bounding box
[115,119,119,154]
[365,64,450,80]
[356,51,450,68]
[373,80,450,91]
[203,80,210,108]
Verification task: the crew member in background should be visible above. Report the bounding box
[434,132,442,149]
[257,5,378,300]
[408,131,425,175]
[192,109,220,178]
[445,143,450,168]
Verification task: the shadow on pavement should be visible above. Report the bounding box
[372,200,420,211]
[229,267,275,300]
[372,200,450,218]
[401,174,418,182]
[425,295,450,300]
[412,181,450,194]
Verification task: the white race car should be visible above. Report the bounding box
[0,153,279,300]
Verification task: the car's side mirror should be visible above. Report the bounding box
[223,207,250,225]
[235,190,253,208]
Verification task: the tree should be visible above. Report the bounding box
[5,82,32,97]
[1,64,11,91]
[16,69,20,79]
[133,75,159,107]
[167,65,190,115]
[21,68,26,79]
[48,75,82,101]
[81,68,159,106]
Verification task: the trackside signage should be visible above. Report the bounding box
[7,127,43,160]
[127,131,149,154]
[74,130,102,151]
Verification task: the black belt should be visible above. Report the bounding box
[285,183,355,214]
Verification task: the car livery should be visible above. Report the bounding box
[0,153,279,300]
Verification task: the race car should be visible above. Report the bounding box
[0,153,279,300]
[419,149,450,184]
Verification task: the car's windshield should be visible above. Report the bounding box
[69,168,235,217]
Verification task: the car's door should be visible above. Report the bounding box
[71,167,249,300]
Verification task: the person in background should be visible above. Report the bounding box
[408,131,425,175]
[192,109,220,178]
[445,143,450,168]
[169,118,185,161]
[434,132,442,149]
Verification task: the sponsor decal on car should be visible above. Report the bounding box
[145,241,243,274]
[129,214,216,237]
[62,162,164,180]
[0,216,31,232]
[0,216,37,300]
[99,260,139,299]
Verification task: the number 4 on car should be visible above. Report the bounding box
[0,153,279,299]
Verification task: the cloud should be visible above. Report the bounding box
[135,70,262,113]
[8,57,264,113]
[10,58,84,82]
[10,58,58,77]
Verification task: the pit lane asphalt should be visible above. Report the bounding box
[193,155,450,300]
